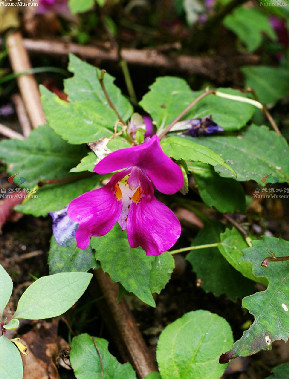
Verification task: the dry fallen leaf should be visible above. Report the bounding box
[0,190,26,233]
[21,320,70,379]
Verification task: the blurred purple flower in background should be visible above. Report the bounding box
[270,16,289,59]
[37,0,70,16]
[205,0,215,9]
[199,0,216,23]
[68,136,183,256]
[0,104,14,117]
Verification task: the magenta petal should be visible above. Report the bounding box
[127,196,181,256]
[67,184,122,249]
[94,135,183,195]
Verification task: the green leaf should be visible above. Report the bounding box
[223,7,276,52]
[41,86,117,144]
[161,136,235,175]
[14,272,92,319]
[71,152,98,173]
[156,310,233,379]
[186,222,255,301]
[193,163,245,212]
[64,54,133,121]
[192,125,289,185]
[4,319,19,330]
[0,336,23,379]
[92,225,174,307]
[70,138,131,173]
[70,334,137,379]
[92,225,155,307]
[192,88,255,131]
[0,124,86,188]
[0,264,13,316]
[149,252,175,294]
[15,176,99,217]
[48,236,97,274]
[218,228,268,286]
[139,77,196,131]
[221,237,289,361]
[107,137,131,151]
[144,373,162,379]
[241,66,289,105]
[96,0,106,6]
[117,283,131,302]
[265,363,289,379]
[140,77,254,133]
[117,251,174,302]
[68,0,94,14]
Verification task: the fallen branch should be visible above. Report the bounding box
[94,269,158,378]
[1,37,260,80]
[0,122,24,140]
[6,32,46,129]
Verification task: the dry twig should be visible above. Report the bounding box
[6,32,45,129]
[94,269,158,378]
[12,94,32,137]
[0,37,260,81]
[0,123,24,140]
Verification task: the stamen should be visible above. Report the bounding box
[132,187,143,203]
[115,183,122,200]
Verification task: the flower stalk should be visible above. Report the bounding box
[97,69,125,124]
[169,243,220,255]
[158,89,216,139]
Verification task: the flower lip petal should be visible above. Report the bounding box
[127,193,181,256]
[94,135,183,195]
[67,171,126,249]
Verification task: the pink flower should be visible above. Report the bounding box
[67,136,184,256]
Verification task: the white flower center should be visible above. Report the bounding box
[114,178,143,230]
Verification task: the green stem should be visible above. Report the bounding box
[245,88,281,136]
[170,243,220,255]
[215,91,263,109]
[120,59,137,104]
